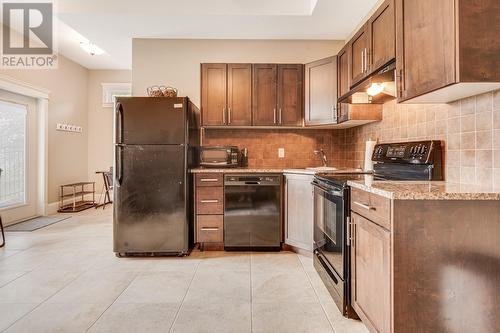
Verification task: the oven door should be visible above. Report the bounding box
[312,182,346,279]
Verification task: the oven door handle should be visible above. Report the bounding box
[312,182,344,197]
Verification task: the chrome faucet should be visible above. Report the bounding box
[314,149,328,167]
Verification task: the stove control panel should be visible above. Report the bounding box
[372,140,441,164]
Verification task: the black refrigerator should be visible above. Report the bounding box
[113,97,200,256]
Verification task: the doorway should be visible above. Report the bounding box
[0,90,38,224]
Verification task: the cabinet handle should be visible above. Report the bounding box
[279,108,282,124]
[201,227,219,231]
[361,50,364,73]
[353,201,375,211]
[200,178,219,182]
[228,107,231,124]
[346,216,351,246]
[273,108,277,124]
[364,48,368,73]
[222,107,226,125]
[200,199,219,203]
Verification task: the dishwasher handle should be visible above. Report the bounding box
[245,181,260,185]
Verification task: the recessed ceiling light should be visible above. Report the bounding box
[80,41,104,56]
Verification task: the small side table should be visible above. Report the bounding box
[58,182,96,213]
[95,170,113,209]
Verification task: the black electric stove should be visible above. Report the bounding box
[312,140,443,318]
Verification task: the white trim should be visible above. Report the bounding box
[0,74,50,99]
[101,82,131,107]
[0,75,49,217]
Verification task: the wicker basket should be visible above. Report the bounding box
[147,85,178,98]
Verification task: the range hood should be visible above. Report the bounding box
[339,60,396,104]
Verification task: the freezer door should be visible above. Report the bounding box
[115,97,187,145]
[114,144,187,253]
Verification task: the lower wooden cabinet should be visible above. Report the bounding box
[196,215,223,243]
[351,212,391,333]
[194,173,224,244]
[284,173,314,251]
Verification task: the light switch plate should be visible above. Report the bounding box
[278,148,285,158]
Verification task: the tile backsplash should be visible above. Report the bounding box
[345,90,500,188]
[202,129,347,169]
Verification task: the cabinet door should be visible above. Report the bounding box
[368,0,395,72]
[277,64,303,127]
[350,24,369,87]
[227,64,252,126]
[304,57,337,126]
[285,174,314,251]
[337,45,350,98]
[351,212,391,333]
[396,0,456,101]
[252,64,278,126]
[201,63,227,126]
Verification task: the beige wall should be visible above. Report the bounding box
[132,39,344,105]
[87,70,131,190]
[346,91,500,189]
[0,55,89,203]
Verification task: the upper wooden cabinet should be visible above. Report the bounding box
[277,64,304,126]
[349,0,395,89]
[349,24,369,87]
[252,64,304,126]
[305,56,338,126]
[201,63,252,126]
[396,0,500,103]
[368,0,395,72]
[227,64,252,126]
[252,64,278,126]
[337,45,350,99]
[201,63,227,126]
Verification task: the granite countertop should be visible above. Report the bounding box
[190,167,284,173]
[348,177,500,201]
[190,167,364,174]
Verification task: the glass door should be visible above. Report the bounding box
[0,91,38,224]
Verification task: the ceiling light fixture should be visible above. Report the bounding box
[367,83,385,96]
[80,41,104,56]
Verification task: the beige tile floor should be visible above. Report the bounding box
[0,208,368,333]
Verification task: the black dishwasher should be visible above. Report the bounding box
[224,174,281,250]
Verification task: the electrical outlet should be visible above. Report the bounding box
[278,148,285,158]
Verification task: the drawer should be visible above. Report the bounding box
[196,215,223,243]
[196,187,223,214]
[351,187,391,230]
[195,173,223,187]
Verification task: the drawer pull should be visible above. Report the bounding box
[353,201,375,211]
[200,199,219,203]
[201,227,219,231]
[200,178,219,182]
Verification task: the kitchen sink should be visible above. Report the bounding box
[306,166,338,172]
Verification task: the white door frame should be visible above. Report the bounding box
[0,74,49,217]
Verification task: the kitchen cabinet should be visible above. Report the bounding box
[284,173,314,251]
[277,64,304,126]
[337,45,350,99]
[201,63,227,126]
[304,57,338,126]
[194,173,224,245]
[252,64,278,126]
[367,0,395,72]
[201,63,252,126]
[351,212,391,333]
[396,0,500,103]
[227,64,252,126]
[253,64,304,126]
[349,24,369,87]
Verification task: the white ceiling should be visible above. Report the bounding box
[52,0,380,70]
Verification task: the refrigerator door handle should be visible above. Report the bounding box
[115,102,124,144]
[116,145,123,186]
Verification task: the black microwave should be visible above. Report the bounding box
[199,146,240,168]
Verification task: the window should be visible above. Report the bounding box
[102,83,131,107]
[0,100,27,208]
